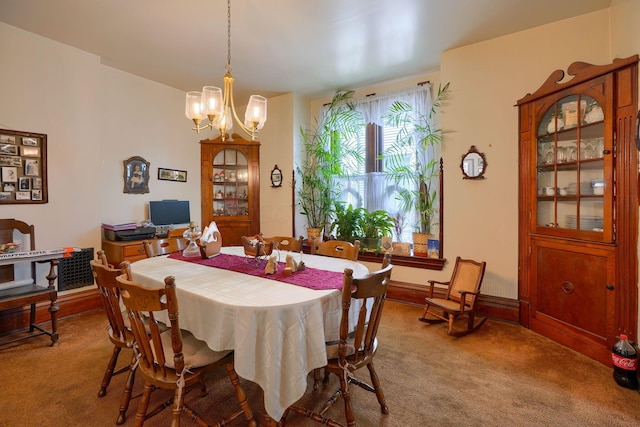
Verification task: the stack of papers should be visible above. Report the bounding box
[101,222,137,231]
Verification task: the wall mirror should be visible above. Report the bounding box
[270,164,283,187]
[460,145,487,180]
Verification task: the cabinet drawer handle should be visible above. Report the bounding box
[606,284,614,290]
[602,149,611,154]
[561,281,574,294]
[137,247,145,253]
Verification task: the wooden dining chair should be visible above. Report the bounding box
[263,235,303,252]
[418,256,487,337]
[166,227,188,239]
[90,250,137,425]
[285,253,393,427]
[311,239,360,261]
[116,262,256,427]
[142,238,185,258]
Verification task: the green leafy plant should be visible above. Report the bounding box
[358,208,395,239]
[296,90,364,231]
[330,202,364,242]
[383,82,450,235]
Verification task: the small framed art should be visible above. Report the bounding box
[123,156,150,194]
[158,167,187,182]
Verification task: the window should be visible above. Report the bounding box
[329,85,438,245]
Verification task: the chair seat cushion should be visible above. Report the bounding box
[425,297,471,313]
[157,329,231,369]
[326,340,356,360]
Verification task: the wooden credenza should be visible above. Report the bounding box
[101,239,148,265]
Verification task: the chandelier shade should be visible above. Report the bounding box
[185,0,266,140]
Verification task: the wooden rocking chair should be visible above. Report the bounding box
[419,256,487,337]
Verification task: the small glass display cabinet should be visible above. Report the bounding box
[201,134,260,246]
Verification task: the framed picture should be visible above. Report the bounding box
[0,128,47,204]
[2,167,17,182]
[0,144,18,155]
[15,191,30,200]
[20,146,39,157]
[3,183,15,192]
[123,156,150,194]
[18,176,30,191]
[24,159,39,176]
[158,167,187,182]
[0,192,11,201]
[0,135,15,144]
[0,156,22,167]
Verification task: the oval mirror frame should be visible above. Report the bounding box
[270,164,283,187]
[460,145,487,180]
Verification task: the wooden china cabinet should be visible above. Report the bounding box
[517,56,638,365]
[200,134,260,246]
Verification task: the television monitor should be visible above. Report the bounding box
[149,200,190,226]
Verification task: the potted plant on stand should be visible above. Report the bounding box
[296,90,364,243]
[383,83,450,257]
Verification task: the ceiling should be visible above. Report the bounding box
[0,0,612,102]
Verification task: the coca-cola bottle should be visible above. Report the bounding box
[611,334,638,390]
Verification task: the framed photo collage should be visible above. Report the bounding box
[0,129,47,204]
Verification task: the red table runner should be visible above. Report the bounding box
[168,252,345,290]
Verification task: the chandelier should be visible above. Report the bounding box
[185,0,267,141]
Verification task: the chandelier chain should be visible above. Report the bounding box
[226,0,232,73]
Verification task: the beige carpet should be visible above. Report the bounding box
[1,300,639,427]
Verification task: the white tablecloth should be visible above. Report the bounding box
[129,246,369,420]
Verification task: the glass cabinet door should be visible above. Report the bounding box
[534,94,611,242]
[212,148,249,217]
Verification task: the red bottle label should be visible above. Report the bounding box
[612,353,638,370]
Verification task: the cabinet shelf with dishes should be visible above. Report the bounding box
[534,93,608,243]
[518,56,639,365]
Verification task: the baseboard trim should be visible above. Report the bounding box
[0,287,101,336]
[387,280,520,323]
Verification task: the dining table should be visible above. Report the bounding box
[128,245,370,422]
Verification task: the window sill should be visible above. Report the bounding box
[357,252,446,270]
[301,242,446,270]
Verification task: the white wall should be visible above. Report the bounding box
[0,22,199,260]
[439,10,611,299]
[0,23,102,252]
[99,65,200,227]
[256,93,297,238]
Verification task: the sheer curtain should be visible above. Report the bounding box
[326,85,436,242]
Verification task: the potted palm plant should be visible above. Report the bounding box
[383,82,450,256]
[296,90,364,240]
